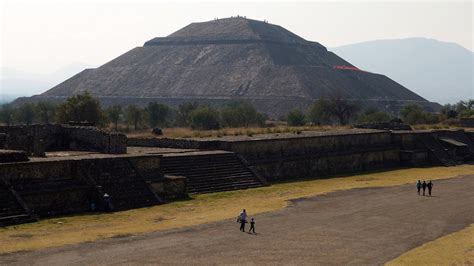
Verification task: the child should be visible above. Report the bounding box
[248,218,256,234]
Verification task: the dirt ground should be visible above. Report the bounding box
[1,175,473,265]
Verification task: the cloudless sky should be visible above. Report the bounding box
[1,0,472,74]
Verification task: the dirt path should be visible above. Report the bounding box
[1,175,473,265]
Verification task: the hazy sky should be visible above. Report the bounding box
[1,0,473,74]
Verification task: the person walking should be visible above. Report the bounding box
[422,181,427,196]
[248,218,256,234]
[239,209,247,232]
[416,180,422,195]
[427,181,433,196]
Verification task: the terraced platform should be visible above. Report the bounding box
[160,151,264,194]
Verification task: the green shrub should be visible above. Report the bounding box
[190,106,220,130]
[287,109,306,126]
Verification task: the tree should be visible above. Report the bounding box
[176,102,199,127]
[125,105,144,130]
[400,104,439,124]
[106,105,122,131]
[326,95,358,125]
[309,96,358,125]
[220,101,265,127]
[440,104,458,119]
[287,109,306,126]
[36,102,57,124]
[189,105,220,130]
[15,103,35,125]
[57,92,103,125]
[146,102,170,128]
[0,104,15,126]
[455,99,474,118]
[309,98,332,125]
[356,108,393,124]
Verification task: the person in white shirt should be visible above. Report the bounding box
[239,209,247,232]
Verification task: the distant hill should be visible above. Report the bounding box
[331,38,474,104]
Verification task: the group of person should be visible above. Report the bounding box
[235,181,435,234]
[237,209,256,234]
[416,180,434,196]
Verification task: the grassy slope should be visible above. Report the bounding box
[0,165,473,254]
[387,224,474,265]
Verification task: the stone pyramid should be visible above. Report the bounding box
[33,17,439,117]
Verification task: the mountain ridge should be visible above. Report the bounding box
[331,38,474,104]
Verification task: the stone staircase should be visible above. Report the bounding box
[161,151,264,194]
[81,158,161,210]
[11,177,92,216]
[418,134,456,166]
[0,179,34,227]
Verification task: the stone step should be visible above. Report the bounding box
[0,214,35,227]
[162,158,239,165]
[162,152,263,194]
[162,154,236,160]
[188,182,262,194]
[188,182,261,193]
[163,168,252,177]
[162,160,243,168]
[0,209,24,217]
[162,161,245,169]
[186,173,257,184]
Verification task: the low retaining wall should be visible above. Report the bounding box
[0,124,127,156]
[221,131,399,181]
[129,130,401,181]
[0,154,185,217]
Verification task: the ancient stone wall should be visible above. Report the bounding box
[129,131,401,181]
[128,137,220,150]
[0,160,90,216]
[64,126,127,154]
[148,175,187,201]
[220,131,399,181]
[0,154,184,217]
[0,124,127,155]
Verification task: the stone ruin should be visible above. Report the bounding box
[2,126,474,227]
[0,124,127,160]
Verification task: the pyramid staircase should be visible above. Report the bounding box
[417,134,456,166]
[80,158,162,210]
[161,151,265,194]
[0,178,35,227]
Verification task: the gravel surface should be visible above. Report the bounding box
[1,175,472,265]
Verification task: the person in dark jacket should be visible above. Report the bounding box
[240,217,247,232]
[427,180,433,196]
[422,181,427,196]
[248,218,256,234]
[416,180,422,195]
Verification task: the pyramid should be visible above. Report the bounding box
[32,17,439,117]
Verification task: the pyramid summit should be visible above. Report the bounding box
[31,17,439,117]
[145,17,310,45]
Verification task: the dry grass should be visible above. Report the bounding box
[411,123,462,130]
[126,125,349,139]
[124,124,470,139]
[0,165,473,254]
[386,224,474,265]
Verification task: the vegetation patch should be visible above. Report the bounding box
[386,224,474,265]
